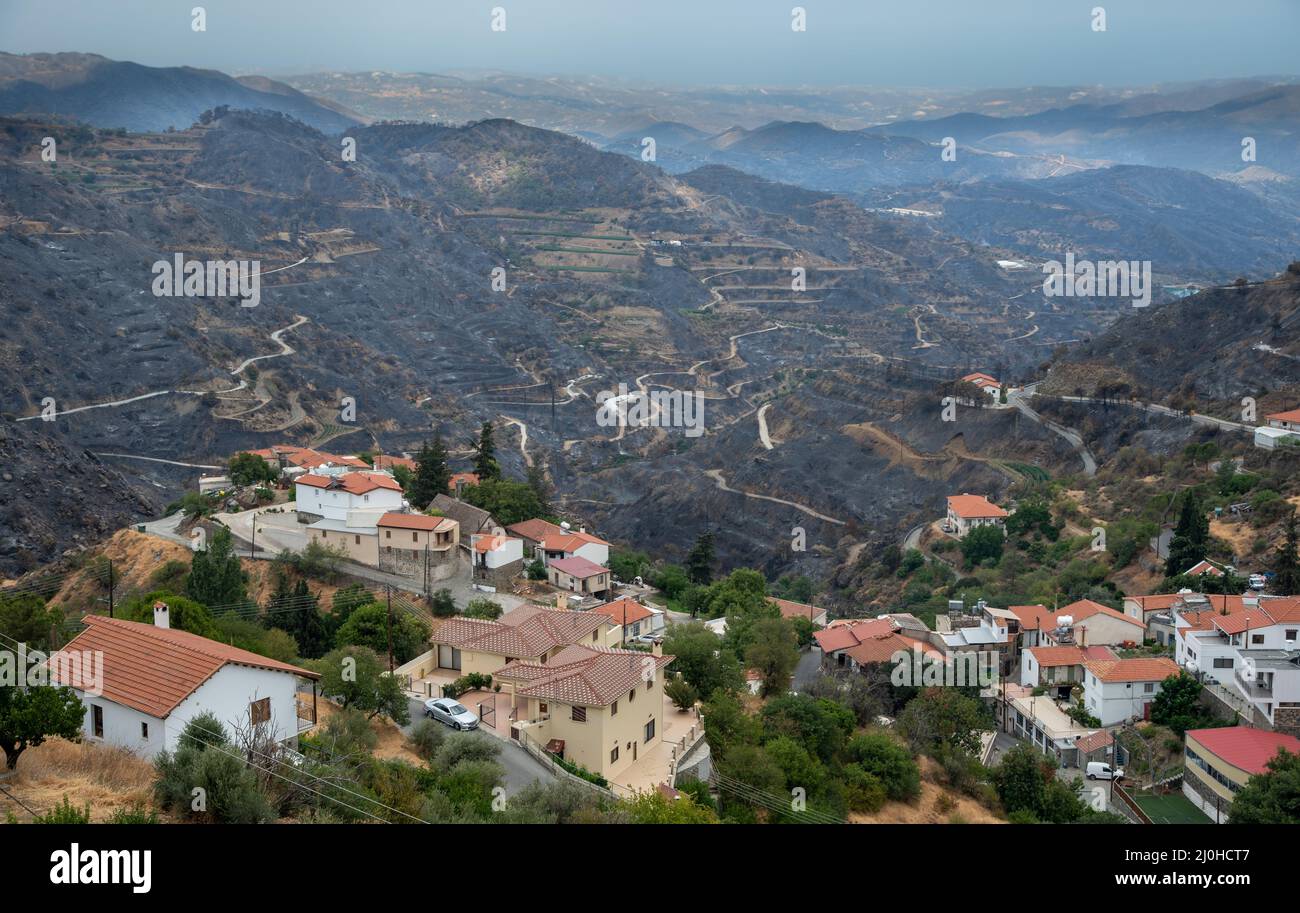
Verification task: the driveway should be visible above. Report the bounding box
[402,696,556,797]
[791,647,822,692]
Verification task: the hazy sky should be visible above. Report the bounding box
[2,0,1297,87]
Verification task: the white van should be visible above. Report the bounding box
[1086,761,1123,781]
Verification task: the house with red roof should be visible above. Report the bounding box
[547,555,612,601]
[1174,595,1300,695]
[1019,644,1118,692]
[588,597,665,644]
[427,604,612,678]
[961,372,1002,398]
[295,470,404,522]
[813,617,944,675]
[768,598,828,627]
[945,493,1009,538]
[470,533,526,587]
[497,644,675,781]
[1184,726,1300,822]
[52,607,318,760]
[1265,407,1300,432]
[506,518,610,568]
[1009,599,1144,650]
[1081,657,1181,725]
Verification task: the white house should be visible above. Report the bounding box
[294,471,404,522]
[588,597,666,644]
[945,494,1009,538]
[1081,657,1181,726]
[471,533,526,586]
[1175,596,1300,685]
[1265,408,1300,432]
[1255,426,1300,450]
[1229,650,1300,730]
[506,518,610,567]
[52,607,319,760]
[961,372,1002,398]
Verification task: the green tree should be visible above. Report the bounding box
[463,598,503,620]
[153,713,273,823]
[273,577,330,659]
[662,622,742,699]
[0,594,63,652]
[843,732,921,801]
[187,526,249,610]
[1229,749,1300,823]
[897,688,987,757]
[685,531,716,585]
[1165,491,1210,579]
[228,452,278,487]
[473,421,501,481]
[1273,509,1300,596]
[461,478,544,526]
[744,616,799,697]
[760,694,854,763]
[119,591,217,638]
[624,789,718,823]
[334,602,431,665]
[1149,672,1205,735]
[664,675,700,711]
[429,588,458,618]
[317,646,410,723]
[408,437,452,509]
[961,524,1005,567]
[0,684,86,769]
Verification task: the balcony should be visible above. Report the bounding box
[1235,669,1273,698]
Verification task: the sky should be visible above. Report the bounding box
[2,0,1298,88]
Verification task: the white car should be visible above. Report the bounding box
[424,697,479,731]
[1086,761,1123,781]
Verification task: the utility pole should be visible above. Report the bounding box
[107,558,115,618]
[250,521,257,559]
[385,585,394,673]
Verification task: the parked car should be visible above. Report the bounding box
[424,697,479,730]
[1086,761,1124,781]
[1248,573,1268,590]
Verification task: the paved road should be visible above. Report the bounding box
[402,697,556,797]
[791,648,822,692]
[1007,388,1098,477]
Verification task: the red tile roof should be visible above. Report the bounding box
[1266,408,1300,423]
[448,471,480,489]
[1075,729,1114,754]
[495,645,674,707]
[378,512,454,532]
[542,531,611,552]
[962,372,1000,388]
[844,631,942,665]
[471,534,520,553]
[1084,657,1180,683]
[589,598,655,626]
[1186,726,1300,775]
[295,471,402,495]
[507,518,568,542]
[769,598,826,623]
[374,454,417,471]
[54,615,317,718]
[431,606,607,658]
[947,494,1008,519]
[813,617,896,653]
[547,555,609,579]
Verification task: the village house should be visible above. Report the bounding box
[429,494,498,544]
[448,472,480,496]
[1183,726,1300,822]
[426,604,611,677]
[813,617,942,674]
[295,471,404,522]
[587,596,665,645]
[471,533,526,587]
[769,597,828,627]
[499,644,675,781]
[506,518,610,567]
[249,445,369,480]
[376,512,459,579]
[961,372,1002,398]
[1019,644,1118,695]
[1265,407,1300,432]
[1230,650,1300,734]
[1174,595,1300,688]
[1010,599,1145,651]
[933,602,1016,675]
[373,453,417,473]
[547,555,613,601]
[1002,683,1101,768]
[52,607,318,760]
[945,493,1009,538]
[1081,657,1181,725]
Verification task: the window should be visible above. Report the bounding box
[91,704,103,738]
[571,706,587,723]
[644,719,655,743]
[1213,658,1234,669]
[1288,630,1298,641]
[412,531,419,542]
[355,535,361,545]
[611,700,618,716]
[539,702,548,714]
[141,722,149,740]
[1252,634,1266,645]
[647,678,653,691]
[250,697,271,725]
[385,530,391,539]
[610,746,619,764]
[628,688,636,703]
[1144,682,1155,693]
[592,631,598,642]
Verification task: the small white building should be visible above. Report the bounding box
[1081,657,1181,726]
[52,607,319,760]
[1255,426,1300,450]
[294,471,404,522]
[961,372,1002,398]
[945,494,1009,538]
[1266,408,1300,432]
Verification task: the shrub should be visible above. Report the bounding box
[664,675,700,711]
[408,719,447,762]
[844,732,921,802]
[34,796,91,824]
[443,672,493,698]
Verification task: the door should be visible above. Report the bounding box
[438,645,461,670]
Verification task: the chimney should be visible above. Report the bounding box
[153,601,170,629]
[652,641,663,657]
[556,593,569,612]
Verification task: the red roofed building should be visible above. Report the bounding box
[1009,599,1144,650]
[374,453,417,472]
[1184,726,1300,822]
[945,493,1009,538]
[496,644,676,782]
[1082,657,1181,725]
[547,555,612,600]
[1266,407,1300,432]
[52,611,318,760]
[295,470,404,522]
[448,472,480,495]
[507,518,610,567]
[588,597,665,643]
[1020,644,1118,691]
[769,598,828,627]
[961,372,1001,398]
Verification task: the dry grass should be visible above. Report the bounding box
[3,738,158,822]
[848,757,1005,825]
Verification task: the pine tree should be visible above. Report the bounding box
[1165,492,1209,579]
[686,531,716,585]
[186,526,248,610]
[1274,509,1300,596]
[286,579,329,659]
[526,462,551,515]
[474,422,501,480]
[408,437,451,509]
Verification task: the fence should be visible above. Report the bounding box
[516,728,619,799]
[1113,782,1152,824]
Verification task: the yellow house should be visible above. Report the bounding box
[428,604,611,677]
[1183,726,1300,823]
[498,644,675,781]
